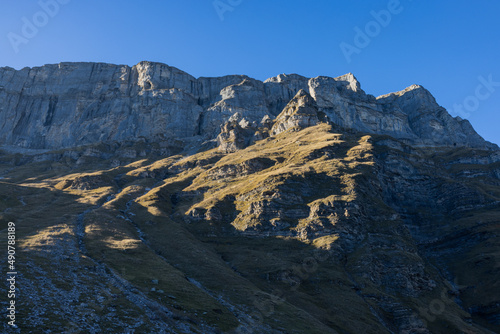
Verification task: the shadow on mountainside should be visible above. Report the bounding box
[0,125,499,333]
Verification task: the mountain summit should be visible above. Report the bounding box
[0,61,496,151]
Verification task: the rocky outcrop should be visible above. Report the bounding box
[376,85,492,148]
[216,120,249,154]
[201,78,268,138]
[216,112,258,153]
[271,89,322,135]
[0,61,497,151]
[263,73,310,115]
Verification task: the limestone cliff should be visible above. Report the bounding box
[0,61,496,150]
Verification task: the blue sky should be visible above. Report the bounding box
[1,0,499,145]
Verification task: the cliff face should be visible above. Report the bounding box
[0,61,496,150]
[0,62,499,334]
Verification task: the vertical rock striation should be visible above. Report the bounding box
[0,61,497,151]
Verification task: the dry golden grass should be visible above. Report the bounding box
[0,122,498,333]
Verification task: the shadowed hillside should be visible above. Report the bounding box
[0,62,499,333]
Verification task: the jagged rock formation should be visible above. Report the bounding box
[271,89,322,135]
[0,62,499,334]
[217,120,250,154]
[0,61,496,150]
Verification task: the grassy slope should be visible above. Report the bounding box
[0,124,498,333]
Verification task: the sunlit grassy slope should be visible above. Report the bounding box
[0,123,499,333]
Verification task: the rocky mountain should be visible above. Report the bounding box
[0,62,499,334]
[0,61,496,151]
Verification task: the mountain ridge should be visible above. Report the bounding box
[0,61,496,151]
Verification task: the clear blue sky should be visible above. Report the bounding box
[1,1,499,145]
